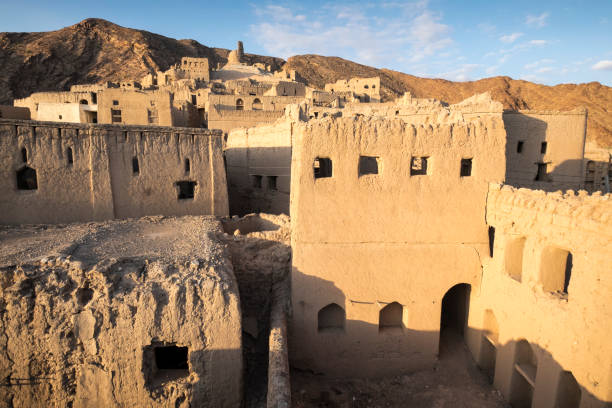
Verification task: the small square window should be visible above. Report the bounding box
[460,158,472,177]
[410,156,429,176]
[358,156,379,176]
[314,158,332,179]
[112,100,119,106]
[176,180,196,199]
[517,141,524,153]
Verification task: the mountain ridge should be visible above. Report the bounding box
[1,18,610,147]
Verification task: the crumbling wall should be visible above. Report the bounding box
[219,214,291,407]
[290,111,507,377]
[0,119,228,224]
[467,184,612,407]
[503,109,587,192]
[225,121,293,215]
[0,216,242,408]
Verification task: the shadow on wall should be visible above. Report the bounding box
[504,114,587,192]
[290,269,610,407]
[224,146,292,216]
[218,214,291,408]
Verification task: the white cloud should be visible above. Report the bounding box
[432,63,479,81]
[500,32,523,43]
[526,12,549,28]
[249,2,453,66]
[524,59,555,70]
[529,39,549,46]
[592,60,612,71]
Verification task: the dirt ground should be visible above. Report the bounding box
[291,329,510,408]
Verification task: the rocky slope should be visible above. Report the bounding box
[0,18,283,103]
[286,55,612,147]
[1,19,610,146]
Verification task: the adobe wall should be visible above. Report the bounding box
[290,113,507,377]
[14,91,97,120]
[35,102,97,124]
[0,105,30,120]
[0,216,242,408]
[208,106,287,135]
[503,110,587,191]
[0,119,228,225]
[325,77,381,102]
[467,184,612,407]
[225,120,293,215]
[97,89,173,126]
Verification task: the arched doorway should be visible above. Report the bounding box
[439,283,471,355]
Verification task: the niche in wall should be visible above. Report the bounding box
[479,309,499,384]
[505,237,526,282]
[379,302,404,332]
[540,247,573,296]
[510,339,537,408]
[143,342,189,388]
[318,303,345,332]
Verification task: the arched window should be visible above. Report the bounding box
[236,99,244,111]
[252,98,262,110]
[379,302,403,332]
[318,303,345,332]
[364,85,369,89]
[79,99,88,105]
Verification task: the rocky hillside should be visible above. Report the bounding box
[0,18,283,102]
[286,55,612,147]
[1,19,610,147]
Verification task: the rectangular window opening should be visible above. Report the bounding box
[185,158,190,173]
[112,100,119,106]
[410,156,429,176]
[111,109,122,123]
[132,157,139,175]
[251,175,262,189]
[460,158,472,177]
[535,163,548,182]
[267,175,277,191]
[517,141,524,153]
[540,142,547,154]
[359,156,380,176]
[314,157,332,179]
[67,147,74,165]
[176,180,196,200]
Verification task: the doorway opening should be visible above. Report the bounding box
[439,283,471,356]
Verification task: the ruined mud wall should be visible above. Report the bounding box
[225,121,293,215]
[503,110,587,192]
[0,119,228,224]
[466,185,612,407]
[219,214,291,406]
[0,216,242,408]
[290,113,507,377]
[97,89,174,126]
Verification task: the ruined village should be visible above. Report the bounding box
[0,17,611,408]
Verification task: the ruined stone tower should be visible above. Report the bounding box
[237,41,244,61]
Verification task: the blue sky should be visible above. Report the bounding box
[1,0,611,85]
